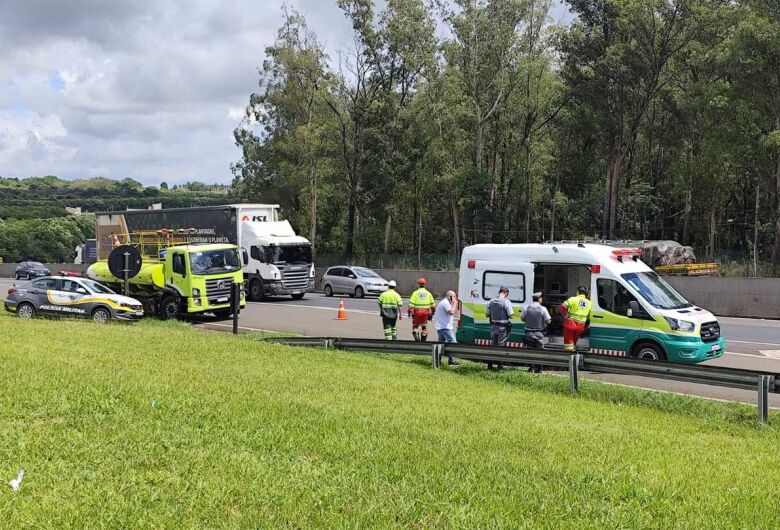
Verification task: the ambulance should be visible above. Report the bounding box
[456,243,725,363]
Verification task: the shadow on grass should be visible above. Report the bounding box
[397,356,776,430]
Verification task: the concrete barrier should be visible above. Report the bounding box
[4,264,778,318]
[664,276,780,320]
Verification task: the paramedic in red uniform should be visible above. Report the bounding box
[560,286,592,352]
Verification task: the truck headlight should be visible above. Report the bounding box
[193,288,201,298]
[665,317,695,332]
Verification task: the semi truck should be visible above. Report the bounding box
[87,235,246,319]
[93,204,315,301]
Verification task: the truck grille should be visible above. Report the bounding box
[278,265,309,290]
[700,321,720,343]
[205,277,234,303]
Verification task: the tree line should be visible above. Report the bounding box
[232,0,780,271]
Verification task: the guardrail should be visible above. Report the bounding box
[267,337,778,423]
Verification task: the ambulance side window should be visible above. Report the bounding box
[483,271,525,303]
[597,279,637,316]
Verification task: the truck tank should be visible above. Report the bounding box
[87,261,165,289]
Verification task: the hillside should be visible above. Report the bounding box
[0,176,230,220]
[0,176,233,262]
[1,315,779,527]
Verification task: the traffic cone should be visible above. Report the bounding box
[337,298,348,320]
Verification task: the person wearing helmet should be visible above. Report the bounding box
[377,280,403,340]
[407,277,436,341]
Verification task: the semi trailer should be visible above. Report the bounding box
[94,204,315,301]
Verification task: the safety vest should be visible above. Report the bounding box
[562,294,591,323]
[378,289,403,319]
[409,288,435,311]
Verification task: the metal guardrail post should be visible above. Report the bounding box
[758,375,770,424]
[569,354,581,395]
[431,344,441,369]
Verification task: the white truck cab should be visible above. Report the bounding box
[457,243,725,363]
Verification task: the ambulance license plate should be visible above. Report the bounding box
[217,296,229,303]
[711,344,721,352]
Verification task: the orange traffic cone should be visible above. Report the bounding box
[337,298,348,320]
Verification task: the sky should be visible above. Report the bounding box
[0,0,571,186]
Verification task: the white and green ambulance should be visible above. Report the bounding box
[456,243,725,363]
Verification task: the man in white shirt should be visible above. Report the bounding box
[434,290,459,366]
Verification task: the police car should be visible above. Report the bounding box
[4,276,144,324]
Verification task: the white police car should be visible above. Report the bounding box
[4,276,144,324]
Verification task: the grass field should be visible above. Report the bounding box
[1,314,780,528]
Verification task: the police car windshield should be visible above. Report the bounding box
[354,267,380,278]
[81,279,116,295]
[621,272,692,310]
[190,249,241,274]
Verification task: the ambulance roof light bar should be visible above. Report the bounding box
[611,248,643,262]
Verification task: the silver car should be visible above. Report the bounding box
[321,266,389,298]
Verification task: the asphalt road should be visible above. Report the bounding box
[3,278,780,406]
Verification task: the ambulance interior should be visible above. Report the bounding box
[533,264,591,343]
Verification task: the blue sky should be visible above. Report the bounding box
[0,0,571,186]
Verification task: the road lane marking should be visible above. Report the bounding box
[727,340,780,346]
[759,350,780,358]
[249,302,379,315]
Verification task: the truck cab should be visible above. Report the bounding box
[241,221,315,301]
[457,243,725,363]
[161,244,246,318]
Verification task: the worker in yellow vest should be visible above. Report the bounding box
[407,277,436,341]
[560,286,592,352]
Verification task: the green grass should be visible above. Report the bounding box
[1,314,780,528]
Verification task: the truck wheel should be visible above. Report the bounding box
[249,279,265,302]
[92,307,111,325]
[17,303,35,319]
[159,296,179,320]
[291,293,305,300]
[323,284,333,297]
[632,341,666,361]
[354,286,364,299]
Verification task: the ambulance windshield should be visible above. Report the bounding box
[621,272,692,310]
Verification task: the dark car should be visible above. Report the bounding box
[14,261,51,280]
[4,276,144,324]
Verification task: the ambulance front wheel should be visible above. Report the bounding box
[632,341,666,362]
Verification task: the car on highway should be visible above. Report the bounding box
[14,261,51,280]
[4,275,144,324]
[321,266,389,298]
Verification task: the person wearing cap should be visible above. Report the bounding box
[377,280,403,340]
[522,291,552,372]
[407,277,436,341]
[561,285,592,352]
[485,286,514,370]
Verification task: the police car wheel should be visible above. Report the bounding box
[354,286,364,299]
[92,307,111,325]
[633,341,665,361]
[17,303,35,319]
[323,284,333,297]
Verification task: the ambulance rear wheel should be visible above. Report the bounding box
[632,341,666,361]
